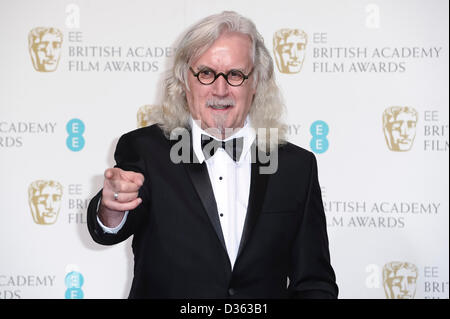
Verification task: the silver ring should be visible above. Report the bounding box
[113,192,119,201]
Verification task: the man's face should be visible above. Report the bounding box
[185,32,256,136]
[30,185,62,225]
[32,32,62,72]
[385,268,417,299]
[385,111,417,151]
[274,33,306,74]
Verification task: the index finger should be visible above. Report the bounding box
[121,170,145,187]
[104,167,121,181]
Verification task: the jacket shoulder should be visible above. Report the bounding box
[120,124,168,142]
[114,124,171,165]
[278,141,315,162]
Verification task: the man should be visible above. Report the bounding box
[28,27,63,72]
[87,11,338,299]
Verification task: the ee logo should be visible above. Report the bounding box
[66,118,85,151]
[65,271,84,299]
[310,120,329,154]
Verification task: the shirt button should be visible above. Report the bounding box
[228,288,236,296]
[220,213,223,217]
[219,176,223,180]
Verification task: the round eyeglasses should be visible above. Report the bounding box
[189,67,254,87]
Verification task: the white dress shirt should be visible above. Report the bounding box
[191,116,255,268]
[98,116,255,268]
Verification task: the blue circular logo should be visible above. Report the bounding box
[65,288,84,299]
[65,271,84,289]
[310,120,329,154]
[66,118,85,152]
[65,271,84,299]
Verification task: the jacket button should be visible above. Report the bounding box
[228,288,236,296]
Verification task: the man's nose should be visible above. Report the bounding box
[212,75,229,97]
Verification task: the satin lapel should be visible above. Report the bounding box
[236,148,270,261]
[183,154,228,254]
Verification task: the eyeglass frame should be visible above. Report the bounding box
[189,66,254,87]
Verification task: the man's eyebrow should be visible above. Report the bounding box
[195,65,247,73]
[229,67,247,73]
[195,65,214,71]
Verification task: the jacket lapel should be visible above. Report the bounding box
[181,131,271,268]
[236,147,270,261]
[182,139,228,255]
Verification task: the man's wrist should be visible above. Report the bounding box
[96,196,129,233]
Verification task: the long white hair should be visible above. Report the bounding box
[151,11,287,150]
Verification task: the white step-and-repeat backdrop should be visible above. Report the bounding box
[1,0,448,299]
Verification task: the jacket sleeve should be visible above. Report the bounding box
[87,132,150,246]
[288,152,339,299]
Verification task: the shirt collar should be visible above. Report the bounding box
[190,115,256,164]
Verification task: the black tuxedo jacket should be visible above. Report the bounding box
[87,124,338,299]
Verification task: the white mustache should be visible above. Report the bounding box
[206,98,235,107]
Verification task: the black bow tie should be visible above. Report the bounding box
[201,134,244,162]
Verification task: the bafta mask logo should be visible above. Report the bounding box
[137,104,159,128]
[273,29,308,74]
[383,262,418,299]
[28,180,63,225]
[383,107,418,152]
[28,27,63,72]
